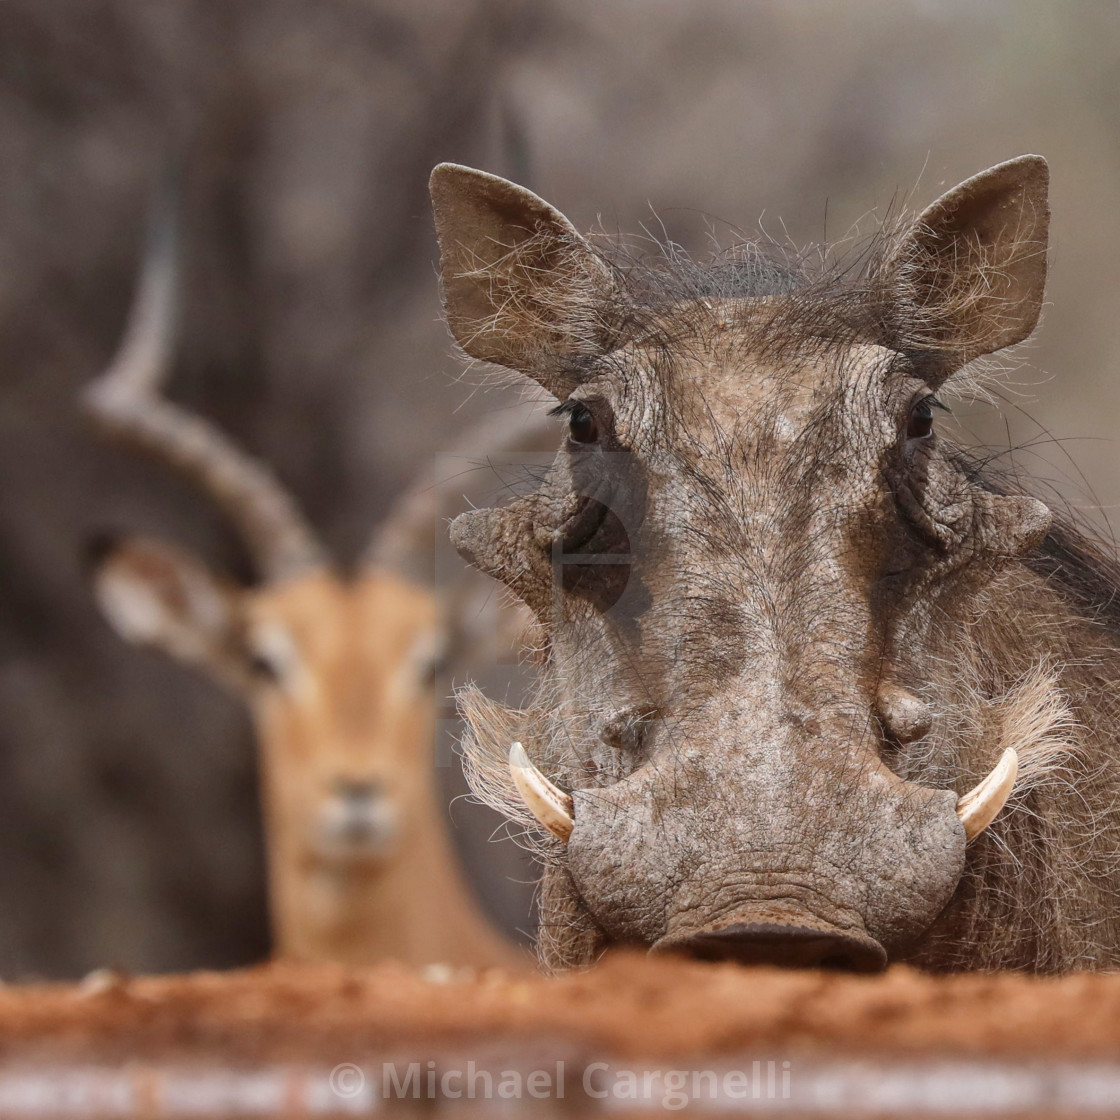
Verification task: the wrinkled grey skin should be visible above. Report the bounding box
[532,336,968,969]
[433,156,1120,973]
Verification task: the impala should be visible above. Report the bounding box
[85,205,529,968]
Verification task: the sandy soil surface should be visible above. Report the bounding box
[2,954,1119,1117]
[1,951,1119,1061]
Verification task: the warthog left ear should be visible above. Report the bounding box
[884,155,1050,382]
[430,164,617,398]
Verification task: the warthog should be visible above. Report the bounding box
[431,155,1120,974]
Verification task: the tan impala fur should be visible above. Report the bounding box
[247,570,518,965]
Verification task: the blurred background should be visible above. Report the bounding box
[1,0,1117,979]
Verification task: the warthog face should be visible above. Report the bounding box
[433,157,1053,970]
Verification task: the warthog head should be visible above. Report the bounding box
[431,157,1083,972]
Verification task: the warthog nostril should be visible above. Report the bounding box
[659,922,888,973]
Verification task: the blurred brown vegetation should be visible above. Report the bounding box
[0,0,1117,978]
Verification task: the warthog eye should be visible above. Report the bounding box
[551,398,605,446]
[907,395,946,440]
[562,402,599,444]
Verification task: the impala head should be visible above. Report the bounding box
[90,543,443,870]
[433,156,1054,970]
[83,205,449,953]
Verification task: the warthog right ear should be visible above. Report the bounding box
[884,155,1050,381]
[430,163,616,397]
[86,534,246,689]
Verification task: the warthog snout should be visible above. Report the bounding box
[653,920,887,973]
[564,716,966,968]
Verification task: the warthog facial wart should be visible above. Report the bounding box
[433,156,1120,974]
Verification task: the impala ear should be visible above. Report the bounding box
[430,163,617,398]
[884,155,1050,381]
[86,534,247,689]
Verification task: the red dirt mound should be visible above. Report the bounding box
[1,953,1118,1117]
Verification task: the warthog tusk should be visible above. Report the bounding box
[957,747,1019,841]
[509,741,574,841]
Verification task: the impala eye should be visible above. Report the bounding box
[907,396,944,440]
[410,628,450,685]
[246,621,300,688]
[568,404,599,445]
[248,652,282,683]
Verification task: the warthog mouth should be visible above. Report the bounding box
[512,743,1021,968]
[650,904,888,973]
